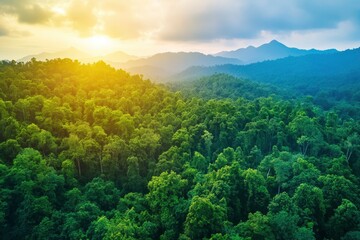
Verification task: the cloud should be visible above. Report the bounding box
[64,0,162,39]
[1,0,360,43]
[17,4,53,24]
[0,0,162,38]
[57,0,360,41]
[157,0,360,41]
[282,20,360,50]
[0,24,9,36]
[0,0,54,24]
[66,0,97,36]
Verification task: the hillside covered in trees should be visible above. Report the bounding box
[169,74,286,101]
[174,48,360,99]
[0,59,360,239]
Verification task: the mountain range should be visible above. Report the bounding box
[173,47,360,95]
[215,40,337,64]
[16,40,341,82]
[119,52,242,80]
[18,48,138,64]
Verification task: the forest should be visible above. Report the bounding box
[0,58,360,240]
[174,47,360,107]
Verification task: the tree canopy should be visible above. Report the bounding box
[0,59,359,239]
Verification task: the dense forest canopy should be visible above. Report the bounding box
[0,59,359,239]
[169,74,285,101]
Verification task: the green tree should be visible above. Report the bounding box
[84,177,120,211]
[191,151,208,173]
[288,113,323,156]
[237,211,274,240]
[343,133,359,162]
[0,139,21,164]
[202,130,214,161]
[270,211,300,240]
[268,192,297,215]
[147,171,188,238]
[319,175,358,215]
[184,196,226,239]
[327,199,360,239]
[125,156,145,192]
[292,183,325,234]
[242,169,270,214]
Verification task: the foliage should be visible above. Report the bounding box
[0,59,359,239]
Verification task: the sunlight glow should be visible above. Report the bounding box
[84,35,114,55]
[89,35,110,46]
[51,6,66,16]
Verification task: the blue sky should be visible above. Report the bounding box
[1,0,360,59]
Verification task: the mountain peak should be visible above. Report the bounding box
[62,47,85,54]
[265,40,286,47]
[215,40,337,64]
[269,39,281,44]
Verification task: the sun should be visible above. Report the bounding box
[84,35,114,55]
[89,35,110,46]
[51,6,66,15]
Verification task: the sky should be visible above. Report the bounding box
[1,0,360,59]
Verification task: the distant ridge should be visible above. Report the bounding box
[103,51,138,63]
[17,48,139,66]
[174,47,360,94]
[120,52,243,81]
[15,40,340,82]
[215,40,338,64]
[18,47,91,63]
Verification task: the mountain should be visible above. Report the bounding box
[119,52,242,81]
[126,65,174,80]
[175,47,360,94]
[215,40,338,64]
[18,47,91,62]
[102,51,138,63]
[17,48,138,67]
[18,50,241,79]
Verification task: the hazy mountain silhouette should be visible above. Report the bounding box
[101,51,138,63]
[120,52,242,81]
[18,48,138,65]
[16,41,340,83]
[175,47,360,94]
[18,47,91,62]
[215,40,337,64]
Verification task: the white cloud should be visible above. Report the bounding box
[157,0,360,41]
[1,0,360,59]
